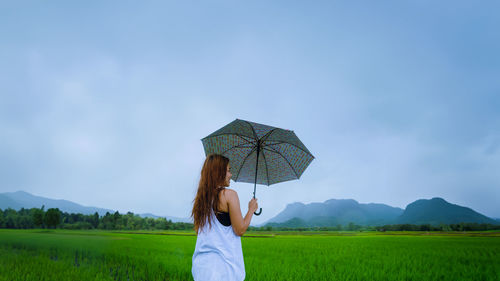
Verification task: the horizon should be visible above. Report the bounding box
[3,190,499,222]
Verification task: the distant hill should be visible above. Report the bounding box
[0,191,114,216]
[397,197,498,225]
[0,191,188,222]
[0,194,22,210]
[266,199,403,227]
[137,213,188,222]
[265,197,499,227]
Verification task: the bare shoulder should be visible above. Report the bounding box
[223,189,239,201]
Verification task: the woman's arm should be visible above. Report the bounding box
[225,189,258,236]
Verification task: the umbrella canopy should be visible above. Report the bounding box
[201,119,314,215]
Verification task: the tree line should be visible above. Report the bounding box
[2,207,498,232]
[250,221,500,232]
[0,207,193,231]
[374,223,500,232]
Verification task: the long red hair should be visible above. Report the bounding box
[191,154,229,234]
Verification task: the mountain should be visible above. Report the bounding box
[0,191,115,215]
[0,194,23,210]
[138,213,188,223]
[0,191,188,222]
[266,199,404,227]
[265,197,499,227]
[397,197,498,225]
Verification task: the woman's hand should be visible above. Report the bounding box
[248,198,258,214]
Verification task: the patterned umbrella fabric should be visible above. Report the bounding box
[201,119,314,215]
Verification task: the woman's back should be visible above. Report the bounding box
[214,189,231,226]
[191,154,258,281]
[192,189,245,281]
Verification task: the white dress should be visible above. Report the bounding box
[192,210,245,281]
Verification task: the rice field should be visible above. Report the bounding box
[0,229,499,281]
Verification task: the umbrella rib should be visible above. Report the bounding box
[203,133,256,156]
[260,128,278,142]
[242,120,259,140]
[259,128,315,158]
[220,141,256,156]
[261,148,270,186]
[263,145,300,179]
[237,120,261,185]
[262,141,287,146]
[263,140,315,159]
[234,146,257,182]
[203,133,256,145]
[220,144,254,156]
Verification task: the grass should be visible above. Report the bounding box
[0,229,499,280]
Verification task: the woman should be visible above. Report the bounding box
[191,154,259,281]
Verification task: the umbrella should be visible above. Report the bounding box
[201,119,314,215]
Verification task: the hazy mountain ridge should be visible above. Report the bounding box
[0,191,188,222]
[3,191,497,227]
[0,191,114,216]
[267,199,404,226]
[397,197,498,225]
[266,197,498,227]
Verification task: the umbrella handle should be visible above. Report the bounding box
[254,208,262,216]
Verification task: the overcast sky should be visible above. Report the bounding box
[1,1,499,224]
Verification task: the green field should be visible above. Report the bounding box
[0,229,499,281]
